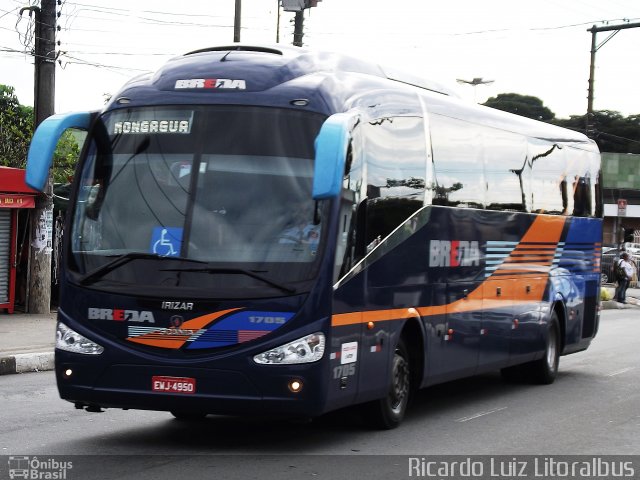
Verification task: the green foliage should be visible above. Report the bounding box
[553,111,640,154]
[483,93,555,122]
[0,84,34,168]
[483,92,640,154]
[52,130,82,183]
[0,84,82,180]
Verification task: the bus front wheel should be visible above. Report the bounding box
[363,337,411,429]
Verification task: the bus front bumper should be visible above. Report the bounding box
[55,351,328,417]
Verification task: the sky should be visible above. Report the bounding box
[1,0,640,120]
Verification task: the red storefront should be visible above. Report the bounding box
[0,167,38,313]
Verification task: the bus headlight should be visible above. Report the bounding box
[253,332,325,365]
[56,322,104,355]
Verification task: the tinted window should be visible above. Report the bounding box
[484,129,528,211]
[429,115,484,208]
[363,116,426,249]
[528,139,567,215]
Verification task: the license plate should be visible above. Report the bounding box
[152,376,196,394]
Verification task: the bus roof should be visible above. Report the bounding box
[106,44,595,149]
[107,44,456,113]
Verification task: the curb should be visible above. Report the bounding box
[0,352,55,376]
[600,297,640,309]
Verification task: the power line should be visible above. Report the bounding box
[60,53,153,72]
[64,1,243,20]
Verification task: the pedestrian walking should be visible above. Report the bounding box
[615,252,637,304]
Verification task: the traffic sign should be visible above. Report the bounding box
[618,199,627,217]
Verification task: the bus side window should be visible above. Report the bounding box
[572,175,592,217]
[429,115,484,209]
[568,148,596,217]
[364,116,426,247]
[529,141,567,214]
[335,141,365,282]
[483,129,529,212]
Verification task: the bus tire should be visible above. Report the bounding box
[363,337,411,430]
[170,411,208,421]
[524,311,560,384]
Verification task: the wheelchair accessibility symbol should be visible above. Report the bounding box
[150,227,183,257]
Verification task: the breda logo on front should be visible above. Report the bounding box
[88,308,155,323]
[429,240,480,267]
[174,78,247,90]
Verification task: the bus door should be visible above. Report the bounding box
[330,274,366,409]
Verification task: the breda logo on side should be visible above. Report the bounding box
[429,240,480,267]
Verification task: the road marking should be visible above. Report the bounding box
[455,406,507,423]
[606,367,635,377]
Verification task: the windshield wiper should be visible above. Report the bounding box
[159,267,296,294]
[79,252,207,286]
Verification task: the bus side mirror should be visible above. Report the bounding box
[312,113,351,200]
[26,112,93,191]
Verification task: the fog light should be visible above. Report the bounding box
[288,379,303,393]
[64,368,73,377]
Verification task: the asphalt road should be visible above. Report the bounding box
[1,309,638,479]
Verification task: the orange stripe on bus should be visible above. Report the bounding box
[182,308,242,330]
[332,216,566,328]
[128,337,189,349]
[126,308,243,349]
[520,215,566,243]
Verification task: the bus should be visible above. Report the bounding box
[26,44,602,429]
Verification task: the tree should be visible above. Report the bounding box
[553,111,640,154]
[0,84,81,180]
[483,93,555,122]
[52,130,82,183]
[0,84,34,168]
[483,92,640,154]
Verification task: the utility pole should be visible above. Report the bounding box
[234,0,241,42]
[276,0,281,43]
[293,10,304,47]
[281,0,322,47]
[26,0,56,314]
[586,22,640,137]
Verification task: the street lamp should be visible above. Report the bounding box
[456,77,494,103]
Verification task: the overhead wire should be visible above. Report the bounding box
[3,1,640,114]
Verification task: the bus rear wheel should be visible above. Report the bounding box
[523,311,560,384]
[363,337,411,429]
[532,312,560,383]
[501,312,560,384]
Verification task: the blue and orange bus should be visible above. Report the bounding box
[26,44,602,429]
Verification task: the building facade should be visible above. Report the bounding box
[601,152,640,246]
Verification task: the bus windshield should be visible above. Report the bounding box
[69,105,327,298]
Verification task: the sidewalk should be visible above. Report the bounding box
[600,285,640,310]
[1,288,639,376]
[0,311,56,375]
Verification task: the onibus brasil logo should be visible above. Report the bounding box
[8,456,73,479]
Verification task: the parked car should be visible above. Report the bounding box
[601,248,639,286]
[622,242,640,255]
